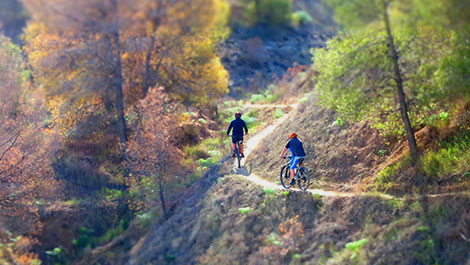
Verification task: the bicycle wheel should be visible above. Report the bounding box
[280,165,292,189]
[236,143,241,168]
[297,166,310,191]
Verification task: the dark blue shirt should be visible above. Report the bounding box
[227,118,248,136]
[285,137,306,157]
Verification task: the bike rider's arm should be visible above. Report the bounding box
[280,141,290,159]
[243,120,248,135]
[280,147,288,159]
[226,121,233,136]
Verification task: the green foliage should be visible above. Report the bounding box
[299,92,312,103]
[314,25,457,137]
[377,131,470,188]
[45,247,66,265]
[64,198,83,206]
[266,232,283,246]
[324,0,381,29]
[376,156,413,191]
[238,207,251,214]
[101,188,124,201]
[251,94,265,103]
[425,111,451,128]
[185,137,226,178]
[166,253,176,262]
[185,146,210,159]
[244,0,293,27]
[316,0,469,139]
[274,108,284,118]
[263,187,276,196]
[249,88,279,104]
[136,213,153,228]
[72,227,94,249]
[378,149,387,157]
[345,238,368,251]
[94,219,129,245]
[291,10,314,26]
[421,132,470,178]
[243,112,261,129]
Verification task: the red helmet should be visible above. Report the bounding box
[235,112,242,118]
[289,133,298,139]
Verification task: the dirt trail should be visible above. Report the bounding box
[233,103,470,200]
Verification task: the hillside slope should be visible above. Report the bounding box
[246,93,390,191]
[122,96,470,265]
[126,175,470,265]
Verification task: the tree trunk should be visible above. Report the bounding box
[110,0,128,159]
[142,33,157,99]
[111,31,128,158]
[157,170,167,218]
[382,0,419,162]
[255,0,261,22]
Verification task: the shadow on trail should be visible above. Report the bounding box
[232,161,252,176]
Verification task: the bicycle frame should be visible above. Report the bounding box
[283,156,303,178]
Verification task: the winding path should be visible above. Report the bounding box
[233,103,470,200]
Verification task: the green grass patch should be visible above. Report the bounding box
[421,132,470,179]
[101,188,124,201]
[251,94,265,103]
[299,92,312,103]
[93,219,129,245]
[263,187,276,196]
[238,207,251,214]
[274,108,285,118]
[345,238,368,251]
[375,156,413,191]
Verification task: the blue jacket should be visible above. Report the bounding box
[227,118,248,136]
[286,137,306,157]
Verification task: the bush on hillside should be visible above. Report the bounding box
[244,0,293,27]
[292,10,314,26]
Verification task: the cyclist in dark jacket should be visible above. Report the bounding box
[280,133,306,185]
[227,112,248,157]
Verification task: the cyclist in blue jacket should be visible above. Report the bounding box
[280,133,306,185]
[227,112,248,157]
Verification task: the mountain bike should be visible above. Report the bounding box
[280,156,310,191]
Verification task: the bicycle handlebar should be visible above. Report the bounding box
[283,156,292,159]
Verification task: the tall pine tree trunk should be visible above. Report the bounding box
[382,0,419,162]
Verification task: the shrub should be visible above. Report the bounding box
[275,109,285,118]
[185,146,210,159]
[245,0,293,27]
[291,10,314,26]
[251,94,265,103]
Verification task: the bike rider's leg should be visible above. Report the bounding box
[290,157,296,179]
[240,143,244,156]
